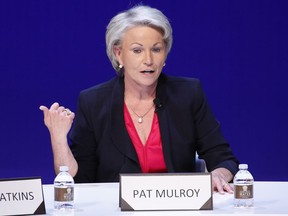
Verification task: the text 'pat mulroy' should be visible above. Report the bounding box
[133,188,200,199]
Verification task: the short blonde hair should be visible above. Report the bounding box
[106,5,173,76]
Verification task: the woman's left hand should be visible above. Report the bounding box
[211,168,234,194]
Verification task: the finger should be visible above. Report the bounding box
[216,181,226,194]
[70,112,75,119]
[66,112,75,120]
[212,176,224,194]
[63,108,72,116]
[39,105,49,119]
[223,183,234,194]
[212,174,226,194]
[57,106,67,114]
[50,102,60,110]
[39,105,48,111]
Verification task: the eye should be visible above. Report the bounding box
[132,48,142,54]
[152,47,162,53]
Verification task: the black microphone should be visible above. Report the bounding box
[153,97,163,112]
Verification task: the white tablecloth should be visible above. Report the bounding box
[43,181,288,215]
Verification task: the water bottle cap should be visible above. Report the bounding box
[239,164,248,169]
[59,166,69,172]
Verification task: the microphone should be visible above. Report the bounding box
[153,97,163,112]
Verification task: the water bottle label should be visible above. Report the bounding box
[235,185,253,199]
[54,187,74,202]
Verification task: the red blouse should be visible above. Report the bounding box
[124,103,167,173]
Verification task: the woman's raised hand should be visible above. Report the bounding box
[39,102,75,139]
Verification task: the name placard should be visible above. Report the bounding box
[0,177,46,215]
[120,173,212,211]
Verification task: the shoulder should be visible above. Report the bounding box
[159,73,203,93]
[77,76,122,107]
[157,74,207,109]
[79,77,121,100]
[80,77,118,96]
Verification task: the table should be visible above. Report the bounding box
[43,182,288,215]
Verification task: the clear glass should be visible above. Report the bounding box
[54,166,75,209]
[233,164,254,207]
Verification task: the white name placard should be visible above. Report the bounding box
[120,173,212,211]
[0,177,46,215]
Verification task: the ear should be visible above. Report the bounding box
[113,46,123,65]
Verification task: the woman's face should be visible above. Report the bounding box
[114,26,167,88]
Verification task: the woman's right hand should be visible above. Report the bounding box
[39,102,78,176]
[39,102,75,139]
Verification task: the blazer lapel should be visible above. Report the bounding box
[156,74,175,172]
[110,77,139,164]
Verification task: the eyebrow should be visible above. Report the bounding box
[130,42,163,46]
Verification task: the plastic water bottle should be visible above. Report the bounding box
[233,164,254,207]
[54,166,74,209]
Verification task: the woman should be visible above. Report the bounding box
[40,5,238,194]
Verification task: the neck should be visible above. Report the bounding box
[124,84,157,102]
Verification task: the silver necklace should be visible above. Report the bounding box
[128,104,155,124]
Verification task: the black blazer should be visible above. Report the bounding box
[70,73,239,183]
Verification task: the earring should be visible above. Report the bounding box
[163,63,166,67]
[119,64,123,69]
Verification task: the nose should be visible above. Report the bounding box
[144,51,153,66]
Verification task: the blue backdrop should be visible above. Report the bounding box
[1,0,287,184]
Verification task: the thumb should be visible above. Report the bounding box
[39,105,48,111]
[39,105,49,118]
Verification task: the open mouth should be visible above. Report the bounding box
[141,69,155,74]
